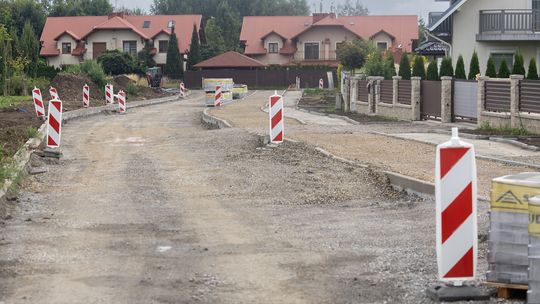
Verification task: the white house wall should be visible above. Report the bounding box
[153,32,170,65]
[258,33,290,65]
[294,27,355,61]
[47,34,79,68]
[452,0,531,74]
[371,32,393,50]
[84,29,144,61]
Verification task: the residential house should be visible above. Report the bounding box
[428,0,540,74]
[239,13,419,67]
[40,12,203,69]
[193,51,267,70]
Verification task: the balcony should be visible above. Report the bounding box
[478,9,540,41]
[429,12,452,37]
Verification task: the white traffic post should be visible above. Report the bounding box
[435,127,477,284]
[83,84,90,108]
[269,91,284,143]
[32,87,45,119]
[214,85,222,107]
[49,86,59,100]
[319,78,324,89]
[46,99,63,148]
[117,90,126,114]
[180,82,186,98]
[105,83,114,104]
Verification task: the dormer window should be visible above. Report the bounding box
[62,42,72,54]
[268,43,278,53]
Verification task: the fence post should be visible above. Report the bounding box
[350,77,358,112]
[343,76,350,112]
[373,76,384,114]
[510,74,524,128]
[411,77,421,121]
[477,76,489,126]
[367,76,375,114]
[441,76,453,123]
[393,76,401,107]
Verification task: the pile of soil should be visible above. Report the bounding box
[112,75,167,100]
[51,73,106,111]
[0,104,42,158]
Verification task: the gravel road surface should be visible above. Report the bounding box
[0,96,518,303]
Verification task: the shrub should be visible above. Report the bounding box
[97,50,137,75]
[398,53,411,80]
[455,55,466,79]
[426,60,439,81]
[498,59,510,78]
[337,42,366,70]
[412,56,426,79]
[9,74,24,95]
[74,60,107,88]
[485,56,497,78]
[364,52,385,77]
[165,31,184,79]
[384,53,396,80]
[337,63,343,88]
[528,58,539,80]
[512,52,526,76]
[468,51,480,80]
[28,77,50,91]
[439,57,454,77]
[35,59,59,80]
[126,82,138,96]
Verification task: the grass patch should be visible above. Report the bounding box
[25,127,40,139]
[477,122,535,136]
[0,96,31,109]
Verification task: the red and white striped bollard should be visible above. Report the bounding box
[269,92,284,143]
[319,78,324,89]
[32,87,45,119]
[83,84,90,108]
[435,127,477,284]
[215,86,222,107]
[46,99,63,148]
[180,82,186,98]
[105,84,114,104]
[49,86,59,100]
[118,90,126,114]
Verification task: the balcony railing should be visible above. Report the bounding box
[480,9,540,34]
[428,12,452,36]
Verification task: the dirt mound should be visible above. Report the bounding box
[0,103,42,157]
[112,75,167,100]
[51,73,106,111]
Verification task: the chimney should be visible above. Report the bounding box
[313,13,332,23]
[108,11,128,19]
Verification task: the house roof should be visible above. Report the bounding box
[240,14,419,55]
[415,41,448,55]
[193,51,267,69]
[40,14,202,57]
[428,0,468,31]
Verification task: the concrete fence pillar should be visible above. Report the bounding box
[350,77,359,113]
[477,76,489,126]
[510,74,524,128]
[373,76,384,114]
[411,77,421,121]
[343,77,350,112]
[441,76,453,123]
[393,76,401,106]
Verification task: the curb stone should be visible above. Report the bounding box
[202,105,445,199]
[0,92,197,202]
[489,137,540,152]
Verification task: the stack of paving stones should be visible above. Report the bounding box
[528,196,540,303]
[486,173,540,286]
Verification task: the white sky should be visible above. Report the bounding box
[113,0,449,20]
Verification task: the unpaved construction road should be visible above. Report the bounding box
[0,96,508,303]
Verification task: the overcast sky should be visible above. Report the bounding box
[113,0,449,20]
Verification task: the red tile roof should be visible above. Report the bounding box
[240,14,418,55]
[193,51,267,69]
[40,14,202,57]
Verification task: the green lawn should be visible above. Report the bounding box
[0,96,31,109]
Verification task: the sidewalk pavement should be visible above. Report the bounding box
[208,90,539,198]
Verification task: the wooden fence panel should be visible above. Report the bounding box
[398,80,411,105]
[485,81,511,112]
[520,80,540,114]
[380,80,393,104]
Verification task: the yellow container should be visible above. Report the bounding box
[491,173,540,213]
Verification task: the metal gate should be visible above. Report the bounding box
[453,80,478,121]
[357,80,369,103]
[421,80,442,120]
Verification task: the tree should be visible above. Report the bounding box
[215,0,241,51]
[97,50,138,75]
[426,60,439,81]
[165,30,183,79]
[485,56,497,78]
[498,59,510,78]
[187,23,201,70]
[138,40,156,70]
[336,41,366,71]
[337,0,369,16]
[48,0,113,16]
[384,53,396,80]
[204,17,226,53]
[8,0,46,36]
[418,17,426,44]
[364,51,384,76]
[412,56,426,79]
[468,51,480,80]
[439,57,454,77]
[20,21,39,77]
[454,55,466,79]
[512,52,526,76]
[528,58,539,80]
[398,53,411,80]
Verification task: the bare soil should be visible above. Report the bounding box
[0,104,41,158]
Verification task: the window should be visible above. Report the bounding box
[304,42,319,60]
[377,42,388,51]
[534,0,540,31]
[491,52,514,72]
[143,20,151,28]
[159,40,169,53]
[123,41,137,56]
[62,42,71,54]
[336,42,344,51]
[268,43,278,53]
